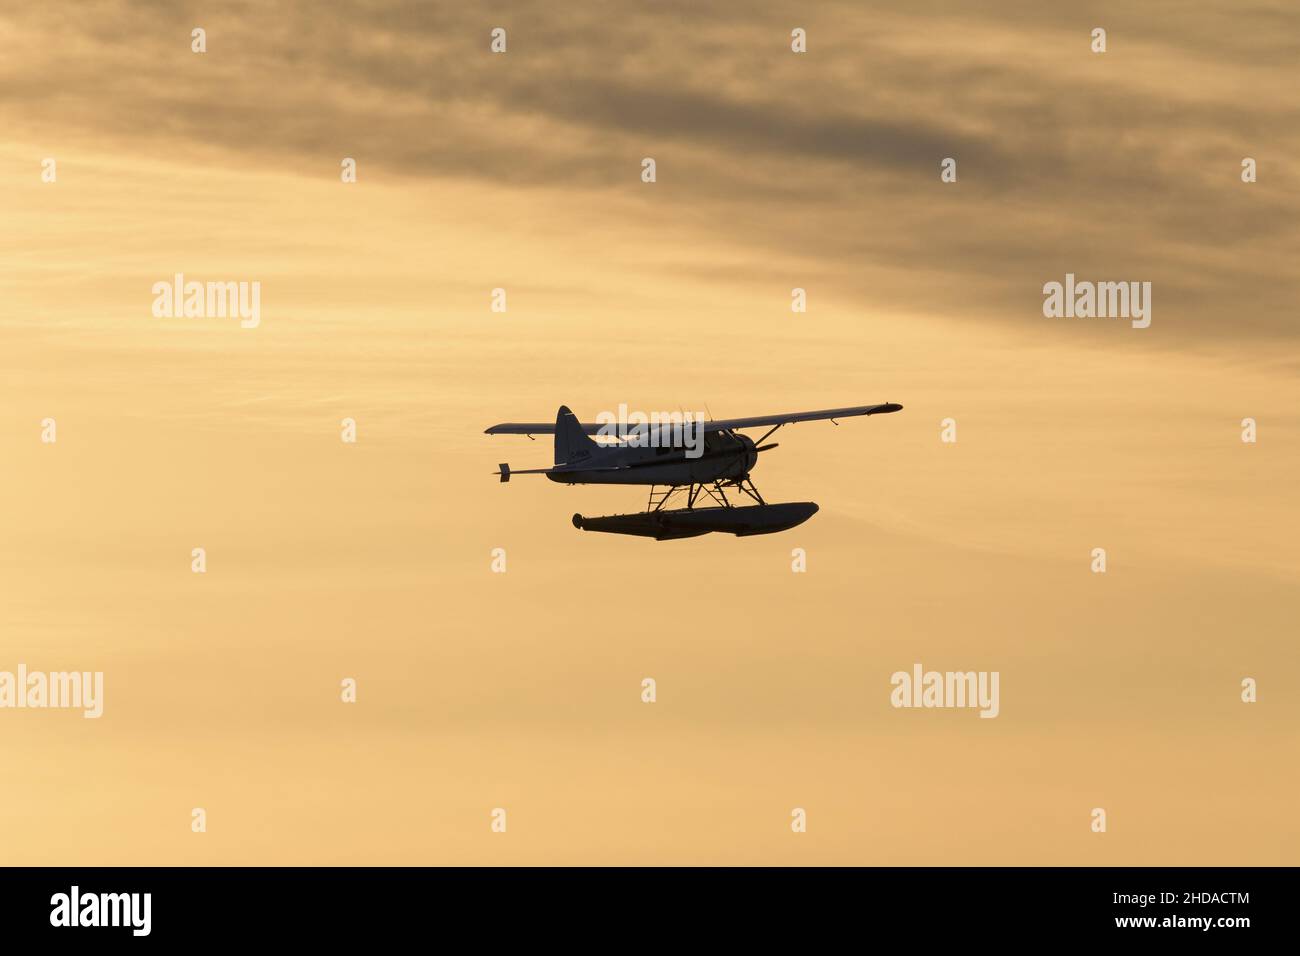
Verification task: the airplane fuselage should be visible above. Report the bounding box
[548,430,758,486]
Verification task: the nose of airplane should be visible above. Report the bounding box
[881,403,903,413]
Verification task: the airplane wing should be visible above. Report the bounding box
[700,403,903,432]
[484,403,902,435]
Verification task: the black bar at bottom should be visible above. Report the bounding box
[0,866,1280,942]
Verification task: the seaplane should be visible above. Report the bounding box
[485,402,903,540]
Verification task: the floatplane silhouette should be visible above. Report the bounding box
[485,402,902,540]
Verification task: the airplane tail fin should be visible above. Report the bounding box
[554,405,599,466]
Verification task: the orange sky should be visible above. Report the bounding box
[1,0,1296,864]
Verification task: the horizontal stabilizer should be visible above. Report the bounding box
[494,463,557,481]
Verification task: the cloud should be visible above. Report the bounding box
[5,0,1297,345]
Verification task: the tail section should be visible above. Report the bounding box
[554,405,599,466]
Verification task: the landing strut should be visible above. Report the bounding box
[646,476,767,513]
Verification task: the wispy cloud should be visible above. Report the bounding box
[4,0,1297,345]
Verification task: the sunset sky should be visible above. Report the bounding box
[1,0,1296,864]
